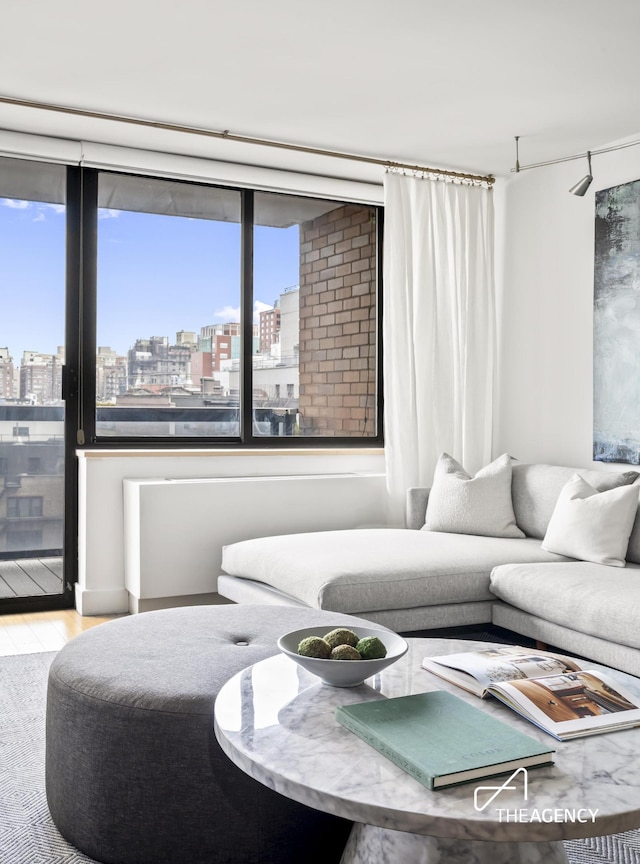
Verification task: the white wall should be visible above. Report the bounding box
[495,137,640,468]
[77,448,386,615]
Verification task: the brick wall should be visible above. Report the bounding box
[298,204,377,436]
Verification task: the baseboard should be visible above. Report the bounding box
[128,592,234,614]
[74,585,130,616]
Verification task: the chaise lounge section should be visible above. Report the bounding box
[219,461,640,675]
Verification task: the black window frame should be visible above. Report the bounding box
[69,166,383,450]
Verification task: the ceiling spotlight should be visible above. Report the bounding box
[569,151,593,196]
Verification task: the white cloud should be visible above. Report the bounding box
[214,305,241,322]
[214,300,275,325]
[1,198,29,209]
[253,300,274,325]
[0,200,65,216]
[98,208,120,220]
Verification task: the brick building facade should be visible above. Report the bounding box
[298,204,377,436]
[259,306,280,353]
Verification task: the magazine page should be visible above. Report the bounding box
[489,670,640,740]
[421,645,582,698]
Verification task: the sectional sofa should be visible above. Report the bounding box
[218,460,640,676]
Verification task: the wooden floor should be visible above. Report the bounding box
[0,609,124,656]
[0,557,63,599]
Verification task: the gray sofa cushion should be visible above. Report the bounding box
[406,487,430,530]
[490,561,640,651]
[511,463,639,540]
[222,529,569,614]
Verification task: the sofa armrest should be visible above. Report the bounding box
[406,487,430,530]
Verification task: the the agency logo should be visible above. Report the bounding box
[474,767,599,824]
[474,766,527,812]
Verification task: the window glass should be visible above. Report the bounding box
[0,156,65,558]
[253,192,378,437]
[96,173,242,437]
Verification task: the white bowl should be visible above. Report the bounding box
[277,625,408,687]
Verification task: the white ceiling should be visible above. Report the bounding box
[1,0,640,180]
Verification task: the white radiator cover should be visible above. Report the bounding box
[123,472,388,602]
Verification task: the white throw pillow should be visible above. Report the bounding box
[423,452,524,538]
[541,473,639,567]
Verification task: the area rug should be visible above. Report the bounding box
[0,649,639,863]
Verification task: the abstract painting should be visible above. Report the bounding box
[593,177,640,464]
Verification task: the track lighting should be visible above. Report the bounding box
[569,152,593,196]
[512,135,640,194]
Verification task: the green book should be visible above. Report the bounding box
[335,690,555,790]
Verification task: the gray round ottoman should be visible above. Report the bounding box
[46,604,377,864]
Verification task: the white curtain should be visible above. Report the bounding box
[383,171,496,524]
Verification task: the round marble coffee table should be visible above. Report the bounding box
[214,638,640,864]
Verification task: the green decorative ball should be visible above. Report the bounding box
[298,636,331,659]
[331,644,362,660]
[323,628,359,649]
[355,636,387,660]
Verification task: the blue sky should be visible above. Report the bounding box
[0,198,66,360]
[0,198,300,362]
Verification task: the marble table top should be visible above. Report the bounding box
[213,638,640,843]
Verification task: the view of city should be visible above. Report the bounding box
[0,289,301,438]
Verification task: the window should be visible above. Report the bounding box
[95,173,241,438]
[89,171,381,446]
[7,496,44,518]
[28,457,42,474]
[253,193,379,439]
[1,154,382,455]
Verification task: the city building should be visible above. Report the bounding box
[198,323,263,372]
[0,411,64,553]
[190,351,214,389]
[278,287,299,363]
[259,304,280,353]
[127,337,192,391]
[175,331,197,349]
[19,348,64,405]
[96,346,128,403]
[200,323,240,372]
[0,348,15,400]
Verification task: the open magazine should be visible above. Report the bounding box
[421,646,640,741]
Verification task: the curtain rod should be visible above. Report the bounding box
[0,94,495,186]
